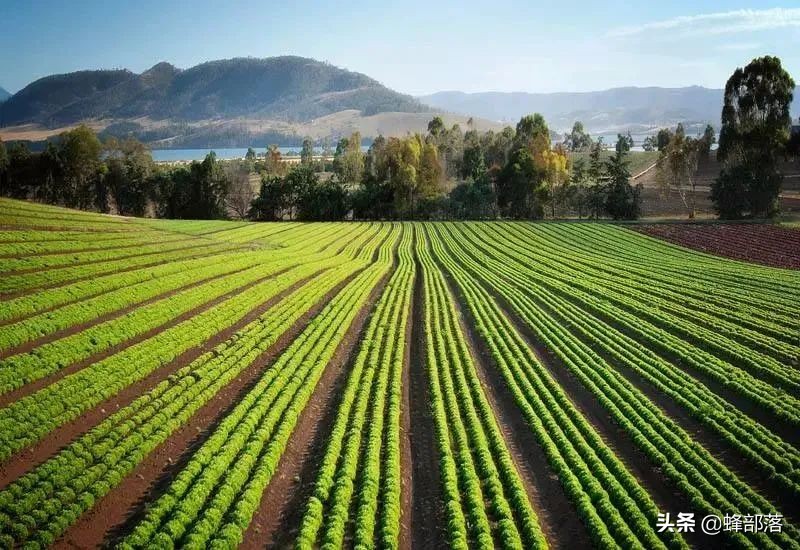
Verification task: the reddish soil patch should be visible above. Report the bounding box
[240,269,390,549]
[634,223,800,269]
[55,270,360,549]
[0,270,324,490]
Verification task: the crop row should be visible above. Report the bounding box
[295,225,413,549]
[513,223,800,331]
[0,240,238,294]
[0,260,297,393]
[0,240,374,548]
[120,227,400,549]
[469,223,800,424]
[527,223,800,346]
[437,223,800,549]
[0,250,258,324]
[414,227,550,550]
[425,225,682,550]
[0,232,181,257]
[443,223,800,496]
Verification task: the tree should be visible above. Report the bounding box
[265,144,285,176]
[333,132,365,185]
[564,121,592,152]
[245,147,257,162]
[642,136,657,152]
[224,162,254,219]
[249,175,292,221]
[104,137,155,216]
[713,56,795,218]
[587,138,605,184]
[616,132,633,154]
[656,130,700,218]
[656,128,673,151]
[300,138,314,165]
[697,124,715,159]
[604,135,641,220]
[58,125,104,209]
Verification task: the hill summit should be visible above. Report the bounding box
[0,56,426,128]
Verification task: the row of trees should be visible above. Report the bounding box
[0,115,643,221]
[0,127,234,219]
[246,114,642,221]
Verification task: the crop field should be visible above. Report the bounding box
[0,197,798,549]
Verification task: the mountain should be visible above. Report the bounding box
[0,57,427,129]
[0,87,10,103]
[418,87,800,135]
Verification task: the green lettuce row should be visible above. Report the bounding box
[467,224,800,424]
[519,222,800,321]
[0,260,304,393]
[499,223,800,360]
[0,260,365,549]
[0,241,237,294]
[0,249,258,323]
[0,237,225,273]
[514,223,800,356]
[444,224,799,550]
[561,222,800,295]
[418,227,548,550]
[0,253,271,351]
[459,224,800,491]
[430,225,678,550]
[0,261,343,462]
[297,227,412,549]
[0,232,183,257]
[122,229,398,549]
[0,230,154,243]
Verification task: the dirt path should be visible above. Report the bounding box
[241,268,391,549]
[55,271,360,549]
[407,255,445,550]
[398,271,414,550]
[0,271,323,490]
[441,270,590,550]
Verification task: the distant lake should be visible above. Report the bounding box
[152,146,368,162]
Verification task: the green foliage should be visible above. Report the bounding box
[714,56,795,219]
[604,136,641,220]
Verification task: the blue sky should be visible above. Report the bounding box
[1,1,799,95]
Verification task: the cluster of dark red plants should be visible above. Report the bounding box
[633,223,800,269]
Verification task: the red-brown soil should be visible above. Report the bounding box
[634,223,800,269]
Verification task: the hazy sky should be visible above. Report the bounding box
[1,1,799,95]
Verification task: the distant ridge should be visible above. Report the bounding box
[0,57,427,128]
[418,86,800,134]
[0,86,10,103]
